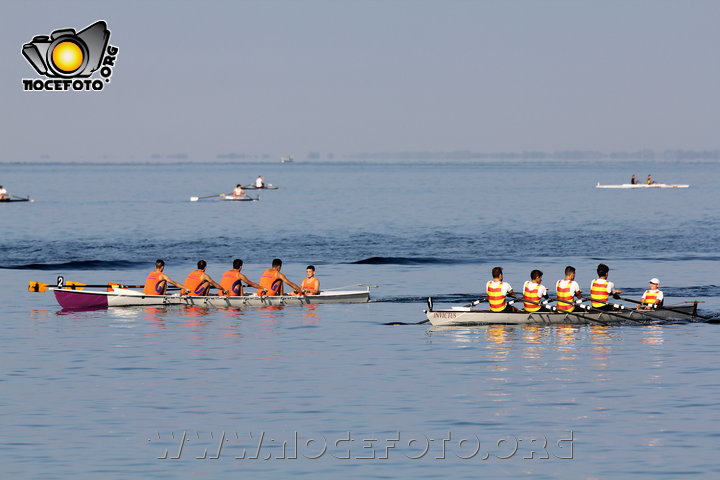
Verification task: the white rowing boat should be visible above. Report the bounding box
[50,286,371,309]
[424,301,697,326]
[596,182,690,189]
[221,194,258,202]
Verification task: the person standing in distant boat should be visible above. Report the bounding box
[0,185,8,200]
[589,263,622,311]
[257,258,302,296]
[630,175,638,185]
[292,265,320,295]
[219,259,265,296]
[487,266,517,313]
[638,278,664,309]
[144,259,187,295]
[184,260,227,296]
[255,176,265,188]
[647,174,655,185]
[556,266,583,312]
[522,269,549,312]
[232,184,245,197]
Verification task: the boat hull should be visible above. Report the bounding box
[424,305,696,326]
[596,183,689,189]
[51,288,370,309]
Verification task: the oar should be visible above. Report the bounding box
[11,195,32,202]
[463,297,488,308]
[584,298,665,322]
[618,296,708,320]
[28,280,147,292]
[189,194,223,202]
[548,297,611,326]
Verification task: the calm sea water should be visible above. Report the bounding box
[1,160,719,479]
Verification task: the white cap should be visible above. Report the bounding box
[649,278,660,285]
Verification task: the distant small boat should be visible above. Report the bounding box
[280,156,293,163]
[596,182,690,189]
[242,184,279,190]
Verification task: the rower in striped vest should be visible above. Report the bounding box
[589,263,622,311]
[555,266,583,312]
[522,269,549,312]
[638,278,664,310]
[486,266,517,313]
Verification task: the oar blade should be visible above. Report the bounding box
[189,196,199,202]
[27,281,49,292]
[63,281,87,291]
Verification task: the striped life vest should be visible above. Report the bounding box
[590,278,611,308]
[220,270,242,297]
[258,269,283,296]
[523,281,542,312]
[144,271,166,295]
[301,277,320,295]
[184,270,209,296]
[642,289,660,305]
[556,280,575,312]
[486,281,507,312]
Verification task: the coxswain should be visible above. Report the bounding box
[630,175,638,185]
[555,266,583,312]
[232,184,245,197]
[144,259,187,295]
[257,258,302,296]
[522,269,549,312]
[219,259,265,297]
[638,278,663,309]
[255,175,265,188]
[184,260,227,296]
[647,174,655,185]
[291,265,320,295]
[486,266,517,313]
[589,263,622,311]
[0,185,8,200]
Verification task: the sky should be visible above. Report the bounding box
[2,0,719,161]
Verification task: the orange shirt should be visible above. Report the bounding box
[301,277,320,295]
[258,269,283,295]
[144,271,166,295]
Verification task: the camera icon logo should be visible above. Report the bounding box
[22,21,110,78]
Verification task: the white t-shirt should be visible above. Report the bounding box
[556,279,580,296]
[487,280,512,296]
[641,289,664,302]
[591,278,615,294]
[255,177,264,187]
[523,280,547,298]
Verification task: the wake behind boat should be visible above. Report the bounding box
[49,285,371,309]
[596,182,689,189]
[424,299,698,326]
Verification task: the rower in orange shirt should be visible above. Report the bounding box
[144,259,187,295]
[257,258,302,296]
[219,259,265,296]
[184,260,227,296]
[292,265,320,295]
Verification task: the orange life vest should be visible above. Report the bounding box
[642,289,660,305]
[144,271,166,295]
[258,268,283,295]
[590,278,611,308]
[523,281,542,312]
[301,277,320,295]
[220,270,243,297]
[556,280,575,312]
[486,281,507,312]
[184,270,209,296]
